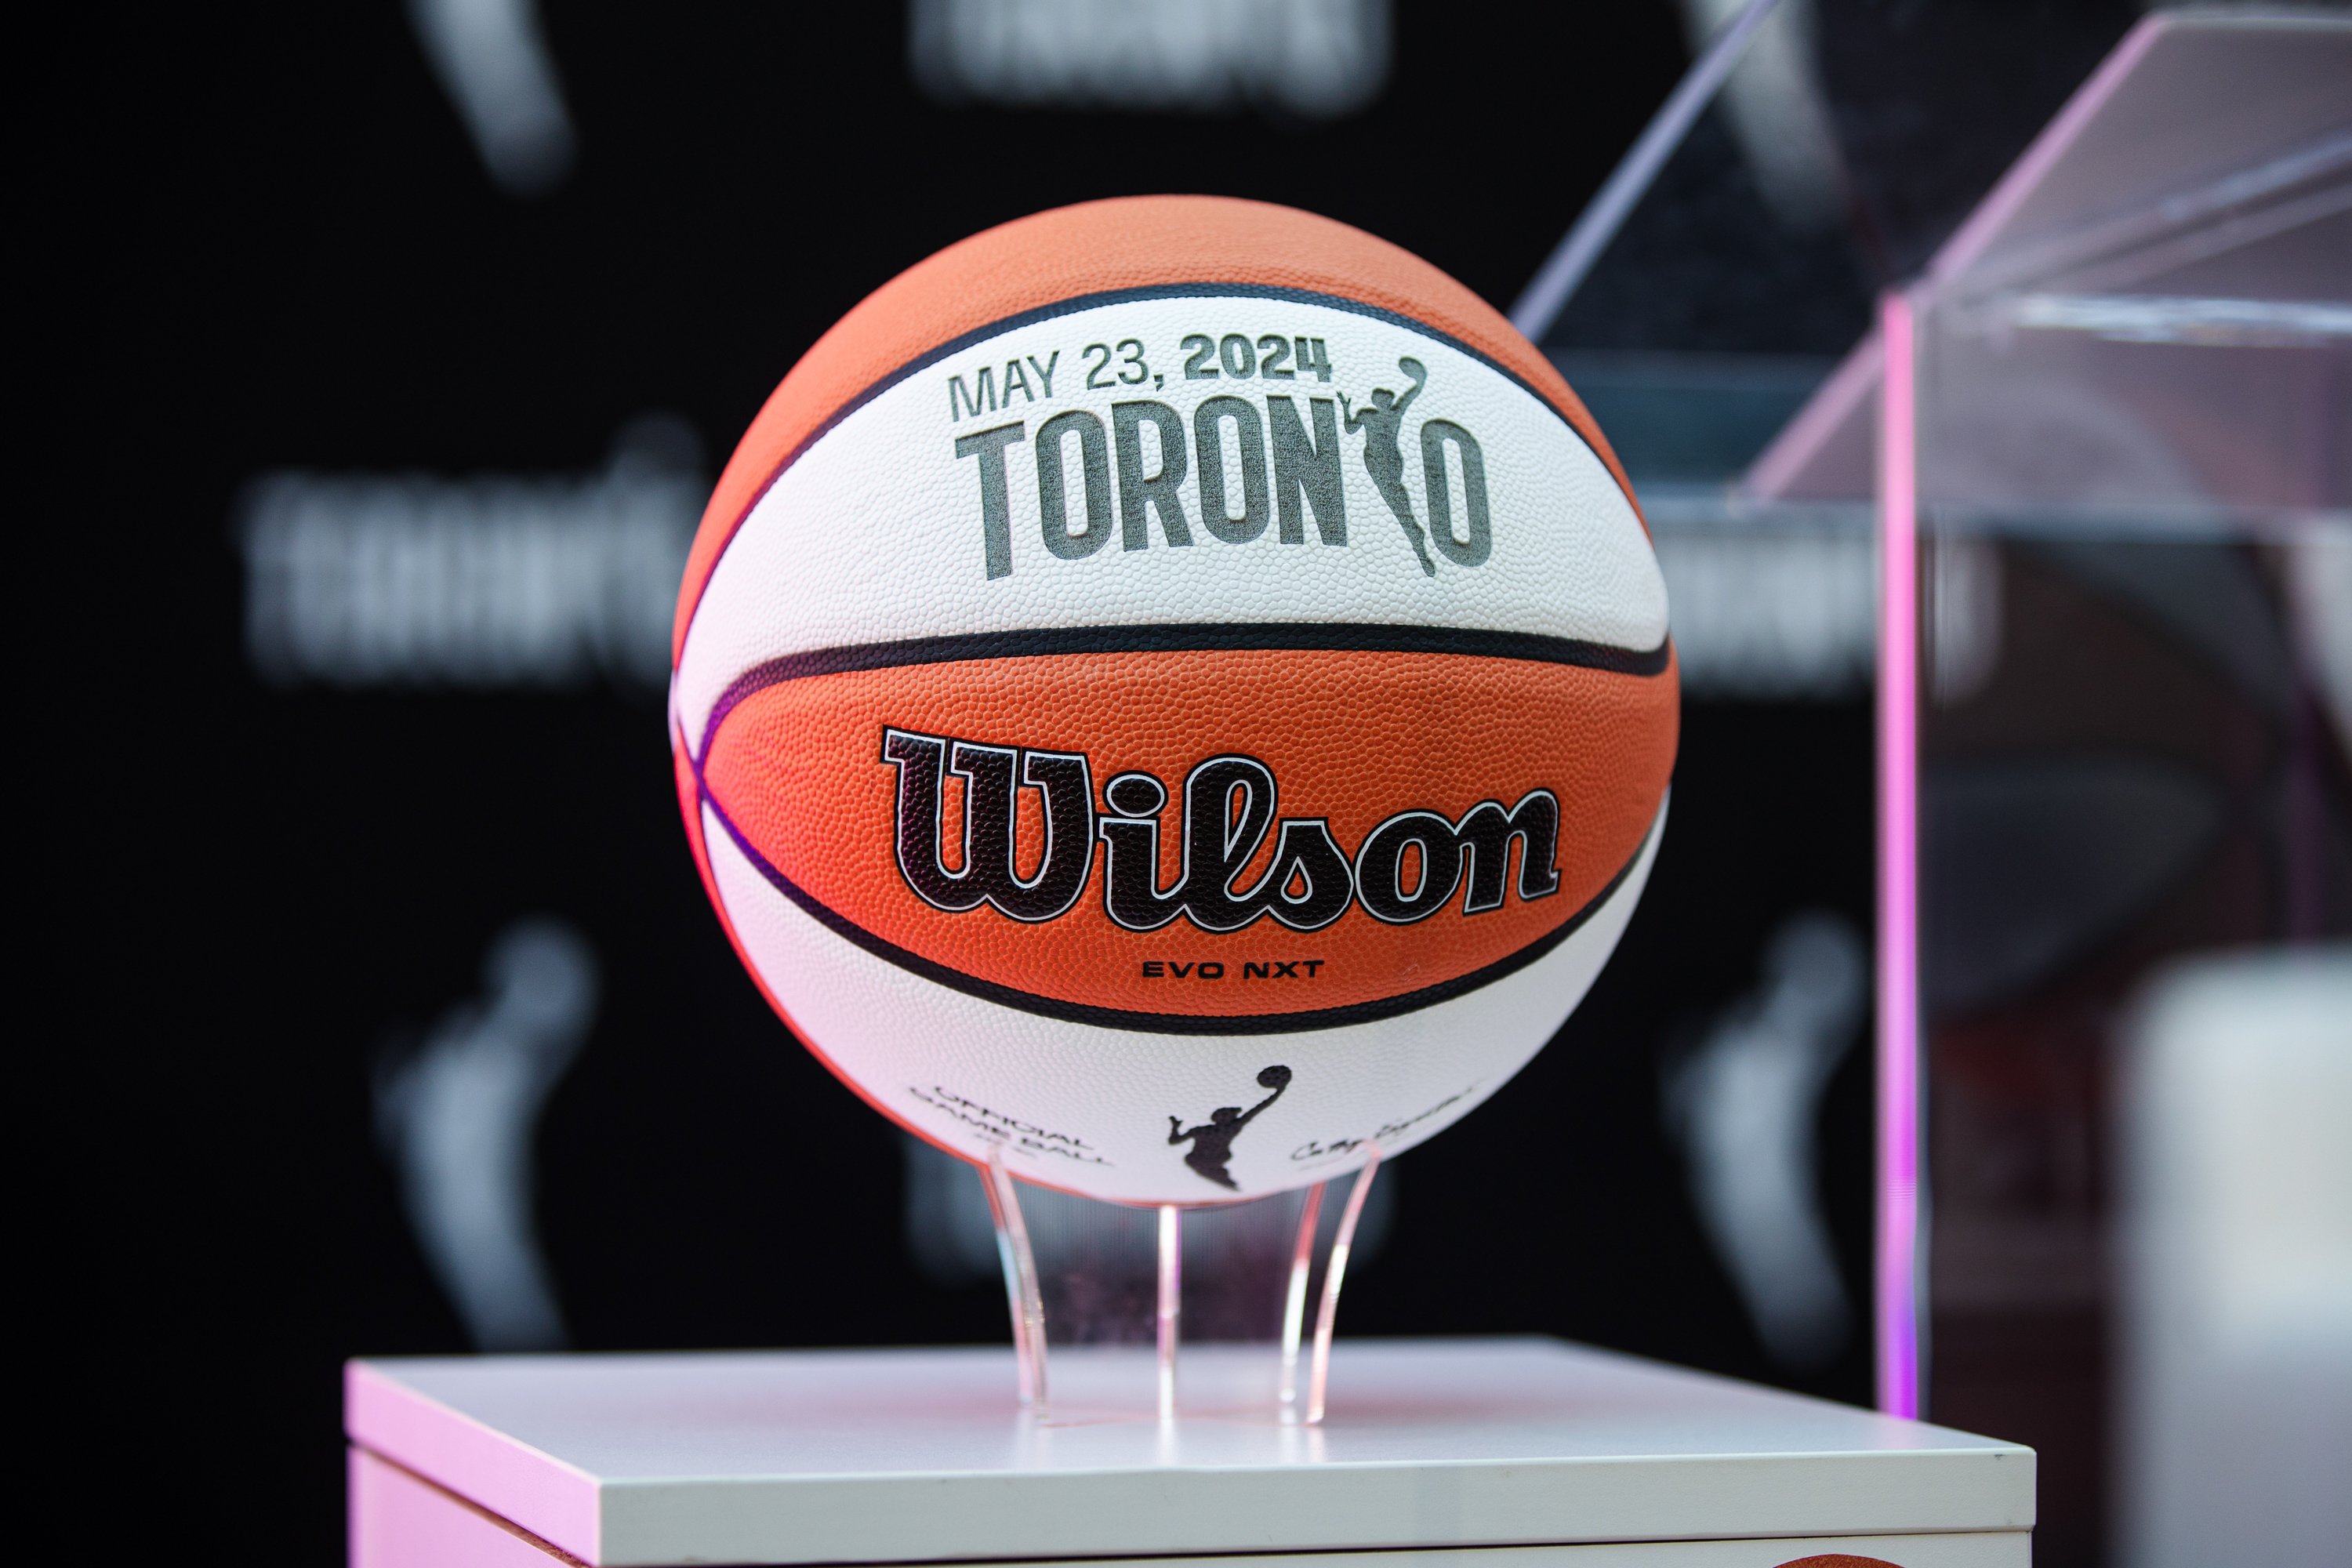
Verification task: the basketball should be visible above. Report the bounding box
[671,196,1676,1204]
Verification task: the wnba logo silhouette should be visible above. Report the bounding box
[1171,1065,1291,1190]
[1343,357,1490,578]
[881,728,1564,931]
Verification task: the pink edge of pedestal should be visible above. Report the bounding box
[1874,289,1922,1422]
[350,1447,587,1568]
[346,1361,602,1563]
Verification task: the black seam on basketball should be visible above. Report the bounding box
[694,764,1657,1036]
[698,625,1673,756]
[679,281,1637,652]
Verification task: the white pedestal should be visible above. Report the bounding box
[346,1338,2032,1567]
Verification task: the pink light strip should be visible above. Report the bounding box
[1875,289,1922,1420]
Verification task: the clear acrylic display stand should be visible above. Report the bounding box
[1745,3,2350,1413]
[976,1145,1381,1423]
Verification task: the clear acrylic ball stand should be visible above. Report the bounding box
[977,1142,1383,1425]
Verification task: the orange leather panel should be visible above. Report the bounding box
[698,648,1676,1018]
[675,197,1635,659]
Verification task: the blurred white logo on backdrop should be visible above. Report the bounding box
[376,919,598,1352]
[237,416,699,691]
[1664,910,1867,1370]
[1673,0,1842,232]
[408,0,576,195]
[912,0,1390,118]
[1646,503,1878,701]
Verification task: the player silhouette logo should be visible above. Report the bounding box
[1168,1065,1292,1190]
[1340,356,1435,577]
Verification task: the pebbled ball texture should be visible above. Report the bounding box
[672,197,1677,1204]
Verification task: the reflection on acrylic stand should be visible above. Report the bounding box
[981,1142,1382,1424]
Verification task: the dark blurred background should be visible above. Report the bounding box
[78,1,2207,1559]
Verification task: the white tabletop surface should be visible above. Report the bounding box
[347,1337,2033,1567]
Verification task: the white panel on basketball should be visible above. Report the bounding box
[677,293,1665,755]
[701,795,1665,1205]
